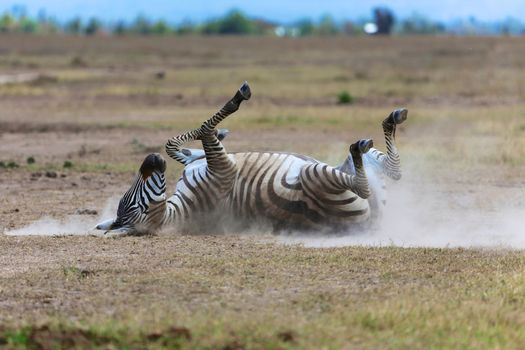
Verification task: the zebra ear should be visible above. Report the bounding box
[95,218,116,230]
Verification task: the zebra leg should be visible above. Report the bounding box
[342,109,407,180]
[174,129,230,166]
[165,128,203,164]
[348,139,374,198]
[165,81,250,162]
[196,83,249,177]
[200,82,251,133]
[164,83,250,213]
[368,108,407,180]
[301,139,373,199]
[336,109,406,176]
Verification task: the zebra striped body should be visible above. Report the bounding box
[177,144,391,221]
[96,82,407,235]
[164,152,370,232]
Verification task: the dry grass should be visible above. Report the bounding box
[1,35,525,349]
[1,235,525,349]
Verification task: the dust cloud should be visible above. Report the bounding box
[4,198,119,237]
[281,163,525,249]
[4,160,524,248]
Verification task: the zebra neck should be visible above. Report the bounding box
[163,192,189,226]
[143,200,167,232]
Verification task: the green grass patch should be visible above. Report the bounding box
[2,328,31,347]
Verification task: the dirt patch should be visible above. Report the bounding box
[146,326,192,342]
[0,121,115,134]
[27,326,103,350]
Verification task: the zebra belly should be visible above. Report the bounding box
[172,152,370,231]
[231,152,370,230]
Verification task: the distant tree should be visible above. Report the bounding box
[400,13,445,34]
[18,16,37,33]
[201,20,219,34]
[40,19,60,34]
[35,9,61,34]
[317,14,338,35]
[65,17,82,34]
[496,17,524,36]
[84,17,101,35]
[216,10,256,35]
[252,19,276,35]
[113,20,127,35]
[341,20,356,35]
[177,20,196,35]
[0,13,15,32]
[132,15,152,34]
[373,7,395,35]
[152,20,170,35]
[295,19,315,36]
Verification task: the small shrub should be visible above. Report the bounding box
[1,161,19,169]
[70,56,87,67]
[63,160,74,169]
[63,266,93,279]
[354,71,369,80]
[26,156,35,164]
[337,90,354,104]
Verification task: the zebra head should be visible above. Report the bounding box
[96,153,167,234]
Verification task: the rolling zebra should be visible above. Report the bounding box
[96,82,407,235]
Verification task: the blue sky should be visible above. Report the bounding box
[2,0,525,23]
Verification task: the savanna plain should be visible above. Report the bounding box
[1,35,525,349]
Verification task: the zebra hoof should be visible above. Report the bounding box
[391,108,408,125]
[239,81,251,100]
[358,139,374,153]
[350,139,373,155]
[233,81,252,105]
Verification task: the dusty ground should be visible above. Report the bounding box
[1,35,525,348]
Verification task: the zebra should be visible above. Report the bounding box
[165,114,405,223]
[96,82,407,235]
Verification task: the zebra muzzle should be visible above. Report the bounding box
[95,218,116,230]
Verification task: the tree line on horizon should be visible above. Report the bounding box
[0,7,524,36]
